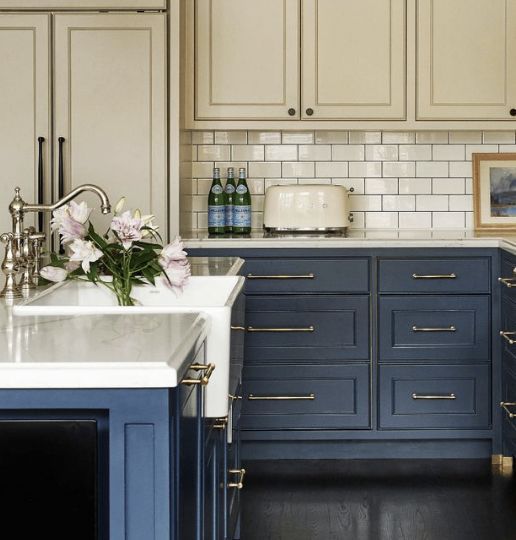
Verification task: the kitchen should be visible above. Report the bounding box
[1,0,516,539]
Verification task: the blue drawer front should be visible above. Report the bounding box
[500,255,516,299]
[378,258,490,293]
[501,296,516,374]
[244,258,370,294]
[245,296,370,361]
[241,364,370,430]
[379,296,490,361]
[502,368,516,457]
[379,364,491,429]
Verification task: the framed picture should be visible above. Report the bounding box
[473,153,516,230]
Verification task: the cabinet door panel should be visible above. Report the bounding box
[0,14,50,234]
[195,0,300,120]
[302,0,406,119]
[0,0,165,8]
[417,0,516,120]
[53,13,167,232]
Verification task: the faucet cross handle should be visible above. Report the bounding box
[30,232,46,286]
[20,227,37,292]
[0,232,22,301]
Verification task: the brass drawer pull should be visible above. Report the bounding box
[500,331,516,345]
[248,393,315,401]
[247,326,315,333]
[412,273,457,279]
[247,273,315,280]
[412,393,456,400]
[498,277,516,288]
[412,325,456,332]
[181,363,216,386]
[228,468,246,489]
[500,401,516,419]
[229,394,242,401]
[231,326,246,331]
[214,417,228,429]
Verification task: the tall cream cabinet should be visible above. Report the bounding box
[0,11,167,236]
[417,0,516,121]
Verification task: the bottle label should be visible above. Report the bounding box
[208,205,225,227]
[225,184,235,194]
[211,184,223,195]
[225,205,234,226]
[236,184,248,195]
[233,205,251,227]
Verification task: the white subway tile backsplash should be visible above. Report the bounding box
[416,131,448,144]
[349,161,382,177]
[248,162,282,178]
[398,178,432,194]
[332,145,365,161]
[416,161,449,178]
[299,145,332,161]
[483,131,516,144]
[315,131,349,144]
[432,212,465,228]
[432,145,465,161]
[192,131,214,144]
[214,131,247,144]
[248,131,282,144]
[465,144,498,160]
[365,178,398,195]
[449,195,473,212]
[349,131,382,144]
[449,131,482,144]
[282,132,314,144]
[499,145,516,152]
[366,145,399,161]
[382,195,415,212]
[349,195,382,212]
[416,195,449,212]
[399,212,432,229]
[432,178,465,195]
[383,161,415,177]
[382,132,416,144]
[366,212,398,228]
[316,161,349,178]
[399,145,432,161]
[232,144,264,161]
[449,161,472,177]
[265,145,297,161]
[282,162,315,178]
[197,145,230,161]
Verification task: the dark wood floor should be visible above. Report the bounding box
[240,459,516,540]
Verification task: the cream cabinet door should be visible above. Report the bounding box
[302,0,406,120]
[418,0,516,120]
[0,14,51,234]
[0,1,165,8]
[195,0,300,120]
[53,13,167,232]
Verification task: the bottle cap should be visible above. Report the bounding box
[227,167,234,176]
[238,167,247,178]
[213,167,220,179]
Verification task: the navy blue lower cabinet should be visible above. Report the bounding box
[379,364,491,429]
[241,364,370,430]
[379,296,490,361]
[501,367,516,457]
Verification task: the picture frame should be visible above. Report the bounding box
[473,153,516,231]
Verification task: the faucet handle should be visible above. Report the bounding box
[29,232,46,287]
[0,232,22,301]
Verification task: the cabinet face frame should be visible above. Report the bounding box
[0,0,166,9]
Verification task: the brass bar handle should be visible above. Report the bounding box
[231,326,246,331]
[498,277,516,288]
[247,326,314,333]
[247,273,315,280]
[500,401,516,419]
[412,325,456,332]
[500,331,516,345]
[412,393,456,400]
[412,273,457,279]
[214,417,228,429]
[229,394,242,401]
[181,363,216,386]
[228,468,246,489]
[248,393,315,401]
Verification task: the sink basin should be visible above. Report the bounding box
[14,276,245,418]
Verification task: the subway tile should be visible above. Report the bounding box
[399,212,432,229]
[265,145,297,161]
[298,178,332,184]
[449,131,482,144]
[282,162,315,178]
[299,144,332,161]
[251,212,263,230]
[365,145,399,161]
[383,161,416,177]
[382,195,415,211]
[180,211,197,231]
[282,131,314,144]
[214,161,248,173]
[251,194,265,211]
[332,145,365,161]
[192,162,215,178]
[192,195,207,212]
[196,213,207,230]
[399,145,431,161]
[465,144,498,160]
[180,178,195,195]
[191,146,198,161]
[449,195,473,211]
[416,131,448,144]
[465,178,473,194]
[399,178,432,194]
[449,161,472,177]
[197,145,230,161]
[465,212,474,228]
[366,212,398,228]
[192,131,214,144]
[416,195,449,211]
[365,178,398,194]
[349,194,382,211]
[432,145,465,161]
[196,179,212,195]
[248,162,282,178]
[432,178,465,195]
[214,131,247,144]
[382,132,416,144]
[315,131,349,144]
[499,145,516,152]
[248,178,265,195]
[265,178,298,189]
[248,131,282,144]
[349,131,382,144]
[349,211,365,228]
[332,178,364,194]
[432,211,466,228]
[316,161,349,178]
[483,131,516,144]
[349,161,382,177]
[232,144,264,161]
[416,161,449,177]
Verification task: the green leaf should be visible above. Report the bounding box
[88,223,108,250]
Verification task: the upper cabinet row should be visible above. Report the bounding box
[0,0,165,8]
[187,0,516,127]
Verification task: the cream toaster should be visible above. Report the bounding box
[263,184,351,232]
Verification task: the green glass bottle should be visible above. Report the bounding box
[232,167,252,235]
[208,167,225,235]
[224,167,236,234]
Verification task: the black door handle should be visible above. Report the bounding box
[58,136,65,199]
[37,137,45,231]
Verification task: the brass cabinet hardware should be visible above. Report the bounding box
[214,417,228,429]
[181,363,216,386]
[500,331,516,345]
[247,326,314,333]
[246,273,315,280]
[231,326,246,331]
[228,468,246,489]
[500,401,516,419]
[229,394,242,401]
[412,273,457,279]
[412,325,456,332]
[412,393,456,400]
[498,277,516,288]
[248,393,315,401]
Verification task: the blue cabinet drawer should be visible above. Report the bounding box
[241,364,370,430]
[501,297,516,374]
[379,296,490,361]
[499,255,516,299]
[243,258,369,294]
[502,368,516,457]
[245,296,370,361]
[379,364,491,429]
[378,258,490,293]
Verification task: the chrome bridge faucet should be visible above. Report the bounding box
[0,184,111,300]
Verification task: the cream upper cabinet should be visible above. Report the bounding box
[195,0,300,120]
[302,0,406,120]
[53,13,167,231]
[0,1,165,9]
[418,0,516,120]
[0,14,51,234]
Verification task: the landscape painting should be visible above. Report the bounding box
[490,167,516,217]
